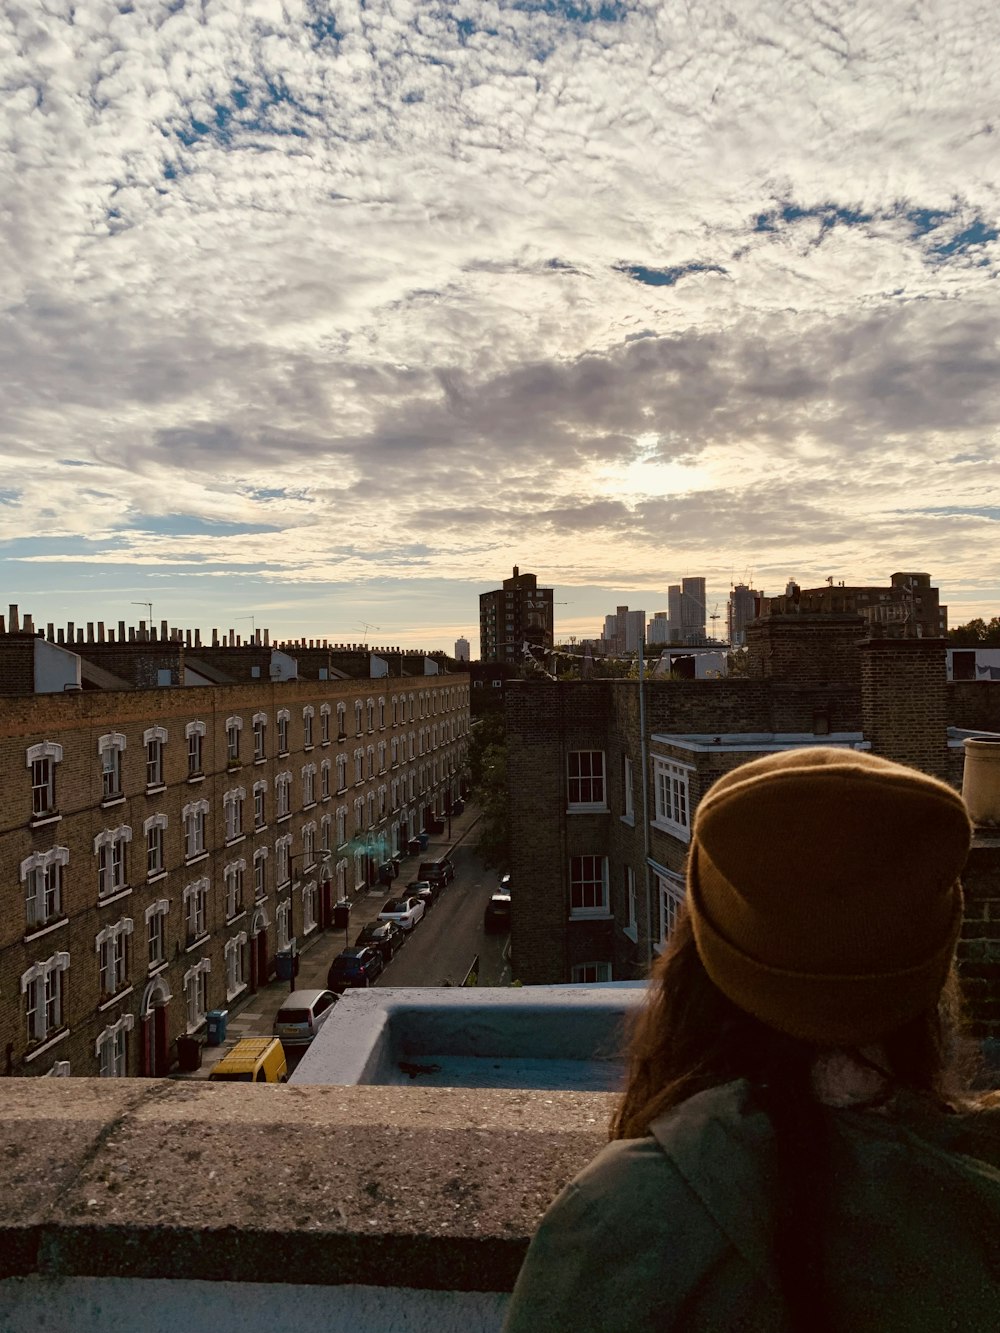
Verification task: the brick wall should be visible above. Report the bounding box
[948,682,1000,734]
[956,839,1000,1061]
[0,637,35,697]
[746,614,865,688]
[859,638,949,779]
[1,674,470,1077]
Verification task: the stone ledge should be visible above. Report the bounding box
[0,1081,611,1290]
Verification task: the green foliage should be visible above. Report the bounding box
[469,712,510,869]
[949,617,1000,647]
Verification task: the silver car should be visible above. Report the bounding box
[378,895,426,931]
[273,989,338,1048]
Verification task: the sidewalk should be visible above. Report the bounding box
[180,802,482,1078]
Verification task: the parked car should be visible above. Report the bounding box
[354,919,405,962]
[378,896,426,931]
[406,878,439,907]
[273,989,339,1048]
[327,946,385,993]
[484,892,513,933]
[209,1037,287,1083]
[418,858,455,888]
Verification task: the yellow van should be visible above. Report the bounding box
[209,1037,288,1083]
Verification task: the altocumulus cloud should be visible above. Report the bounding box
[1,0,999,629]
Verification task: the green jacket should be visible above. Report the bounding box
[503,1079,1000,1332]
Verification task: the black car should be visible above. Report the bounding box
[354,919,405,963]
[418,858,455,888]
[406,879,437,911]
[326,946,385,993]
[484,892,512,932]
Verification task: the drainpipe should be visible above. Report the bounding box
[638,638,654,966]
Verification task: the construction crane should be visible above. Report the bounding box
[709,603,721,640]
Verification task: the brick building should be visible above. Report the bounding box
[479,567,554,664]
[763,571,947,639]
[1,615,469,1078]
[506,604,1000,1049]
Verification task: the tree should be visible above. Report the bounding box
[468,712,510,869]
[949,617,1000,647]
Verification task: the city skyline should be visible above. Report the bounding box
[3,2,1000,649]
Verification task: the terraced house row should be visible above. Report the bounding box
[0,616,470,1078]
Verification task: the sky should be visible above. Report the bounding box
[2,0,999,653]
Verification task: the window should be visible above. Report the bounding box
[224,787,245,841]
[226,716,242,765]
[623,756,635,822]
[570,962,612,984]
[224,859,246,919]
[27,742,63,818]
[303,706,314,749]
[225,933,248,999]
[302,823,316,869]
[367,746,375,779]
[336,806,347,847]
[144,727,166,789]
[337,702,347,739]
[22,953,70,1044]
[253,712,267,761]
[366,698,375,732]
[275,834,292,887]
[183,959,211,1031]
[354,749,364,785]
[378,785,387,820]
[354,848,365,890]
[253,779,267,829]
[144,814,167,878]
[95,825,132,898]
[253,848,268,899]
[354,796,364,834]
[624,866,638,942]
[97,918,132,997]
[277,709,290,755]
[336,754,348,792]
[21,847,68,930]
[378,741,387,772]
[184,877,209,943]
[275,771,292,820]
[392,697,399,726]
[186,720,206,777]
[99,732,126,801]
[320,814,332,854]
[569,855,609,916]
[367,792,376,827]
[146,899,169,968]
[320,704,331,744]
[276,900,290,952]
[391,738,399,767]
[653,759,691,840]
[568,751,606,810]
[302,881,317,934]
[183,800,208,860]
[321,758,331,800]
[378,697,385,728]
[302,764,316,807]
[96,1014,134,1077]
[355,701,363,736]
[656,871,685,951]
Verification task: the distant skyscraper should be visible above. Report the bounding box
[647,612,669,645]
[454,636,470,661]
[624,609,646,653]
[681,577,707,642]
[727,585,759,646]
[667,585,682,633]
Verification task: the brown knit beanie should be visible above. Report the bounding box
[687,747,972,1046]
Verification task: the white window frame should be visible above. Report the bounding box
[275,833,292,887]
[145,898,169,968]
[302,705,315,749]
[336,805,347,848]
[143,727,167,789]
[320,758,331,800]
[224,787,246,842]
[253,779,267,829]
[253,847,268,900]
[624,865,638,942]
[656,870,685,952]
[337,702,347,737]
[277,708,290,755]
[182,799,209,860]
[21,847,69,931]
[94,825,132,899]
[225,715,243,764]
[144,813,167,878]
[320,703,331,744]
[302,822,316,870]
[253,712,267,762]
[183,958,211,1032]
[336,754,348,791]
[22,953,70,1044]
[302,763,316,808]
[567,750,607,811]
[652,759,692,841]
[569,855,609,917]
[184,877,209,943]
[96,917,133,997]
[276,899,290,952]
[302,880,317,935]
[98,732,126,802]
[96,1013,134,1077]
[275,771,292,820]
[185,720,206,777]
[224,859,246,920]
[623,755,635,823]
[225,932,248,1000]
[27,741,63,818]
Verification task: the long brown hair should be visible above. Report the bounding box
[610,910,974,1333]
[612,910,970,1141]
